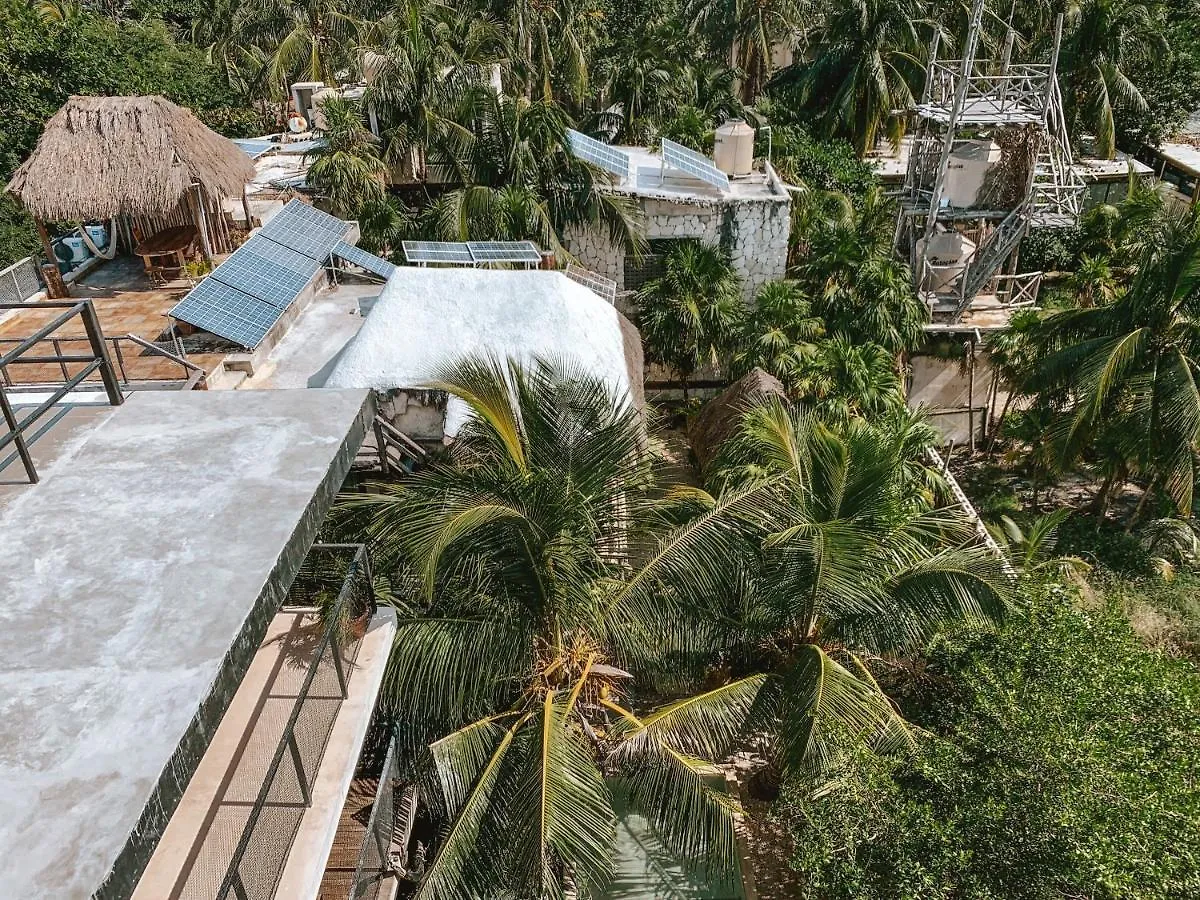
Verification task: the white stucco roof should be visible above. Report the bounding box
[322,267,641,437]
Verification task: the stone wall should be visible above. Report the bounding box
[564,172,791,303]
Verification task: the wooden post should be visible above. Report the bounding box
[188,184,214,264]
[34,218,69,298]
[241,187,254,232]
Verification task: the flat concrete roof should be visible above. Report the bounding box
[1158,141,1200,177]
[0,388,372,900]
[609,146,785,202]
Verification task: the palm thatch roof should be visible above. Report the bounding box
[690,368,786,472]
[6,95,256,221]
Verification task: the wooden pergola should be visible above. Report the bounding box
[6,95,256,293]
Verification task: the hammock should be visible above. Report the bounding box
[78,220,118,260]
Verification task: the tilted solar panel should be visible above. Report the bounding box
[209,239,317,310]
[466,241,543,264]
[564,263,617,304]
[566,129,630,180]
[332,241,396,278]
[233,139,275,160]
[261,200,351,261]
[402,241,474,264]
[661,138,730,192]
[169,278,281,349]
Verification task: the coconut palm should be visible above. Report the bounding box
[664,399,1009,779]
[232,0,364,94]
[305,96,387,218]
[1058,0,1165,159]
[425,86,644,253]
[344,357,768,898]
[772,0,926,155]
[687,0,804,103]
[1020,202,1200,518]
[635,240,746,396]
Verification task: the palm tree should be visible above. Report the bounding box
[687,0,804,103]
[636,240,746,397]
[771,0,926,155]
[505,0,598,102]
[1020,202,1200,518]
[425,87,645,253]
[1058,0,1165,159]
[359,1,501,182]
[798,186,926,354]
[801,336,905,425]
[731,279,825,390]
[344,357,768,898]
[305,96,387,218]
[231,0,363,94]
[681,399,1009,779]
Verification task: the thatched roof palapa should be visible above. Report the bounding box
[6,95,256,221]
[689,367,787,473]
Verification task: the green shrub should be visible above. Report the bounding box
[776,590,1200,899]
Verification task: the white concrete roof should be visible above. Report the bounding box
[610,146,786,202]
[1074,150,1153,180]
[1159,141,1200,176]
[323,267,639,437]
[0,388,371,900]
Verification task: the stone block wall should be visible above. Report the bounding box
[564,174,791,303]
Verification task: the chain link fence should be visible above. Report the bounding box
[0,258,41,305]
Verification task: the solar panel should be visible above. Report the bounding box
[332,240,396,278]
[661,138,730,192]
[247,233,323,279]
[261,200,351,261]
[278,138,326,155]
[402,241,474,264]
[466,241,543,264]
[233,138,275,160]
[566,129,630,180]
[208,239,317,310]
[169,278,281,349]
[564,263,617,304]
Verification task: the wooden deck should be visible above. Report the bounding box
[317,775,379,900]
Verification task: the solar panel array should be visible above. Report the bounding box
[170,200,355,348]
[402,241,474,264]
[661,138,730,192]
[402,240,543,266]
[564,263,617,304]
[261,200,351,261]
[467,241,543,264]
[332,240,396,279]
[567,129,631,181]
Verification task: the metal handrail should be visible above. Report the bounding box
[0,299,122,484]
[348,731,401,900]
[218,544,375,900]
[0,331,203,391]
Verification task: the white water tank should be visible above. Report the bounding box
[714,118,755,176]
[917,231,976,292]
[84,224,108,250]
[60,236,91,264]
[945,140,1001,208]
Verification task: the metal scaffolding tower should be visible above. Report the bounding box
[895,0,1085,325]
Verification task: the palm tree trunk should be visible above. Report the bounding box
[1127,477,1158,531]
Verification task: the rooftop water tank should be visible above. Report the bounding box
[714,118,755,177]
[945,140,1002,208]
[917,231,976,293]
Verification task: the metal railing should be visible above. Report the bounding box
[0,257,41,305]
[564,263,617,304]
[0,299,123,484]
[924,60,1051,116]
[0,331,205,391]
[349,731,402,900]
[217,544,376,900]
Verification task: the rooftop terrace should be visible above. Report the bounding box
[0,387,372,899]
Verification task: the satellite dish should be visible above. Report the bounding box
[287,114,308,134]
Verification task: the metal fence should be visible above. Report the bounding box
[217,544,376,900]
[350,731,401,900]
[0,299,123,483]
[0,257,41,305]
